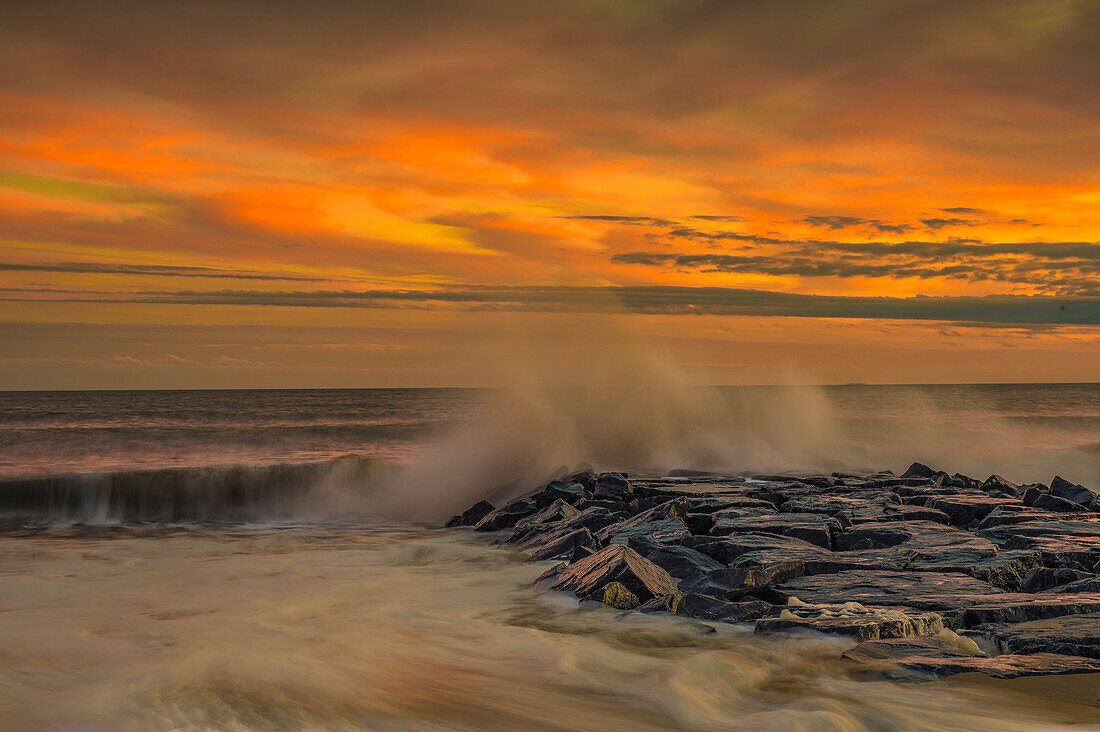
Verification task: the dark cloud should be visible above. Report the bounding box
[3,285,1095,325]
[690,215,746,222]
[940,207,988,215]
[0,262,333,281]
[561,215,677,227]
[921,217,980,230]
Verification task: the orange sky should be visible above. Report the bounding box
[0,0,1097,388]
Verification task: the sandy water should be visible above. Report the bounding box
[1,525,1096,731]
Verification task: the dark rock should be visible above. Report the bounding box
[1021,567,1092,593]
[963,551,1043,592]
[541,481,587,506]
[710,512,840,549]
[550,544,679,603]
[768,570,1001,611]
[969,614,1100,658]
[836,520,960,550]
[1032,492,1090,514]
[598,518,690,555]
[474,497,540,531]
[592,472,632,501]
[901,462,937,479]
[564,468,597,491]
[513,499,579,532]
[837,503,951,526]
[961,593,1100,625]
[981,474,1019,495]
[686,496,777,513]
[1050,576,1100,593]
[708,561,807,599]
[618,498,688,527]
[527,528,599,562]
[683,513,715,535]
[1049,476,1098,508]
[444,499,495,527]
[683,533,826,565]
[892,653,1100,679]
[977,505,1065,529]
[678,594,771,622]
[574,498,630,513]
[756,600,944,641]
[842,634,979,670]
[645,546,724,581]
[1020,486,1044,507]
[927,495,1021,526]
[512,506,617,548]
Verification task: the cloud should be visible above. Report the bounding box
[3,285,1095,325]
[0,262,335,281]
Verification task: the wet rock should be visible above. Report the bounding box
[592,472,632,501]
[901,462,937,479]
[1021,567,1092,593]
[512,506,617,547]
[782,494,900,518]
[837,503,951,526]
[527,528,600,562]
[618,498,689,526]
[474,497,540,532]
[1032,492,1090,514]
[683,533,826,565]
[444,499,495,527]
[893,652,1100,679]
[710,512,840,549]
[836,520,960,550]
[683,513,715,535]
[550,544,679,603]
[960,551,1043,592]
[598,518,690,555]
[927,495,1021,527]
[541,481,587,506]
[981,474,1019,495]
[756,599,944,641]
[961,593,1100,625]
[768,570,1001,611]
[1049,576,1100,593]
[977,505,1065,529]
[1049,476,1098,508]
[514,499,579,532]
[678,594,771,622]
[644,546,724,581]
[602,582,640,609]
[686,496,777,513]
[969,614,1100,658]
[707,561,807,599]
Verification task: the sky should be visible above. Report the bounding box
[0,0,1098,388]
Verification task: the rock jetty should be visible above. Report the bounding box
[446,463,1100,680]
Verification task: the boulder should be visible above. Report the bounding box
[927,495,1021,526]
[550,544,679,603]
[710,512,840,549]
[968,613,1100,658]
[981,474,1018,495]
[961,593,1100,625]
[836,520,960,550]
[598,518,690,555]
[756,600,944,641]
[677,594,771,622]
[527,528,600,562]
[901,462,937,479]
[1032,492,1090,514]
[540,481,587,506]
[892,653,1100,679]
[768,570,1001,610]
[513,499,579,532]
[512,506,617,547]
[977,505,1065,529]
[683,533,826,565]
[1049,476,1098,508]
[1021,567,1092,593]
[1049,576,1100,593]
[644,545,724,581]
[592,472,632,501]
[444,499,495,527]
[474,497,540,531]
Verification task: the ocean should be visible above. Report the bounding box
[0,384,1097,729]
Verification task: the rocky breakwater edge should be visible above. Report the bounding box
[446,463,1100,681]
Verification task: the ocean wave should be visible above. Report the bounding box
[0,457,385,524]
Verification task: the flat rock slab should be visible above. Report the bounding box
[710,512,840,549]
[909,550,1042,592]
[550,544,679,603]
[770,570,1001,610]
[756,601,943,641]
[968,613,1100,658]
[893,653,1100,679]
[962,593,1100,625]
[927,495,1023,526]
